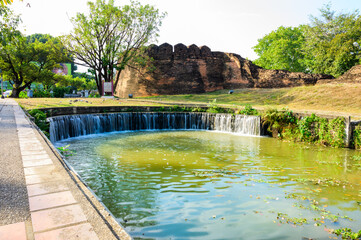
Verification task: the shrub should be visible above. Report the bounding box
[28,109,49,137]
[33,89,51,98]
[191,107,206,112]
[262,109,297,137]
[19,91,28,98]
[325,117,346,147]
[89,92,100,98]
[262,109,345,147]
[298,115,345,147]
[298,114,319,142]
[353,125,361,150]
[52,86,72,98]
[239,104,258,115]
[206,99,228,113]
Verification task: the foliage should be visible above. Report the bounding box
[33,89,51,98]
[262,108,297,136]
[296,115,345,147]
[18,91,27,98]
[297,114,320,142]
[333,228,361,240]
[239,104,258,115]
[191,107,206,112]
[64,0,166,95]
[27,33,55,44]
[303,3,361,77]
[168,105,187,112]
[326,117,346,147]
[353,125,361,150]
[57,144,75,158]
[55,75,97,91]
[28,109,49,137]
[253,4,361,76]
[253,26,306,72]
[52,86,72,98]
[0,0,20,6]
[0,8,71,98]
[206,99,231,113]
[89,92,100,98]
[262,109,346,147]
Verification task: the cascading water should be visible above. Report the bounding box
[49,112,261,142]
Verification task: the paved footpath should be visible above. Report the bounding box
[0,99,131,240]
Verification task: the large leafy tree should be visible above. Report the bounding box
[64,0,165,95]
[0,0,13,6]
[0,7,70,97]
[253,4,361,77]
[253,26,306,72]
[56,75,97,92]
[303,4,361,77]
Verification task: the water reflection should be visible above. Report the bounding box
[61,131,361,240]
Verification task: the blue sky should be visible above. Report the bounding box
[10,0,361,61]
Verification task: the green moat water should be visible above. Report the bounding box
[60,131,361,240]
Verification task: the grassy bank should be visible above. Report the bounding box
[16,97,165,110]
[137,83,361,119]
[15,83,361,119]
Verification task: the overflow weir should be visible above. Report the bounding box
[49,112,261,142]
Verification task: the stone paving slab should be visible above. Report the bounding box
[29,191,77,211]
[22,154,51,161]
[31,205,87,232]
[0,222,27,240]
[25,172,63,185]
[27,182,69,197]
[34,223,99,240]
[23,165,57,176]
[23,158,53,168]
[21,150,48,156]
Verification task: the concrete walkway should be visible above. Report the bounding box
[0,99,131,240]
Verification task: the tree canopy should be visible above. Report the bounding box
[0,6,70,97]
[64,0,166,95]
[253,4,361,77]
[253,26,306,72]
[0,0,13,6]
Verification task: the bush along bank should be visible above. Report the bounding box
[262,109,350,148]
[353,125,361,150]
[28,109,50,138]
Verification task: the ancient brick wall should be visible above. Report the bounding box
[114,43,332,98]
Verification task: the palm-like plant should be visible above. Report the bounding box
[0,0,13,6]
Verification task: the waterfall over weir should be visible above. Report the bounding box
[49,112,261,142]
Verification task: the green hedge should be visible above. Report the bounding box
[262,109,346,148]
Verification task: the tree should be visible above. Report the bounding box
[27,33,54,44]
[64,0,166,95]
[1,0,25,6]
[253,26,307,72]
[56,75,97,91]
[252,4,361,76]
[0,0,13,6]
[303,3,361,76]
[0,7,71,97]
[27,33,78,79]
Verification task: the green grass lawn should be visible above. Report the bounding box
[15,83,361,119]
[16,97,165,110]
[136,83,361,119]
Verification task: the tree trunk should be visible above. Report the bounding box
[96,71,103,96]
[10,88,22,98]
[10,83,29,98]
[97,84,103,96]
